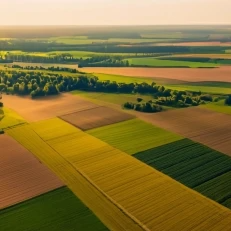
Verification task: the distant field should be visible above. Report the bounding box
[165,84,231,94]
[168,53,231,59]
[137,107,231,156]
[0,187,108,231]
[155,41,231,46]
[8,118,231,230]
[88,119,182,154]
[125,57,218,68]
[200,100,231,115]
[0,134,63,209]
[82,66,231,83]
[134,139,231,209]
[0,108,26,129]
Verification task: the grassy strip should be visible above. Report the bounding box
[0,187,108,231]
[124,57,218,68]
[87,119,182,155]
[134,139,231,209]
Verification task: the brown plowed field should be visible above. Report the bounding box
[136,107,231,156]
[0,135,63,209]
[81,66,231,83]
[3,93,99,122]
[59,106,135,130]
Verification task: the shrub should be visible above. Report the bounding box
[200,94,213,102]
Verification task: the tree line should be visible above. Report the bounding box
[0,69,213,113]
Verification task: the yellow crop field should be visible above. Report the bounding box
[7,119,231,231]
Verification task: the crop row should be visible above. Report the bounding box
[134,139,231,209]
[7,119,231,230]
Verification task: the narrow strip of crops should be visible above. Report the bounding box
[134,139,231,209]
[0,187,108,231]
[7,119,231,230]
[87,119,182,154]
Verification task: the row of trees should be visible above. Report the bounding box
[0,68,215,113]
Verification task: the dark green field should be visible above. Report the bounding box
[134,139,231,209]
[0,187,108,231]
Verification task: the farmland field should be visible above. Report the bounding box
[88,119,182,154]
[81,66,231,83]
[0,134,63,209]
[134,139,231,208]
[0,187,108,231]
[136,107,231,156]
[7,118,231,230]
[168,53,231,59]
[125,57,218,67]
[200,100,231,115]
[59,106,134,130]
[3,93,99,122]
[0,107,26,129]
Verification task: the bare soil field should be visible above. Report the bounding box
[3,93,98,122]
[155,42,231,46]
[59,106,135,130]
[82,66,231,83]
[0,135,63,209]
[136,107,231,156]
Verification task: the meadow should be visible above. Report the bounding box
[134,139,231,208]
[0,187,108,231]
[7,118,231,230]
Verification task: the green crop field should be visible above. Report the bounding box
[88,119,182,154]
[165,84,231,94]
[200,100,231,115]
[0,187,108,231]
[125,57,218,68]
[134,139,231,209]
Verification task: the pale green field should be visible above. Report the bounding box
[125,57,218,68]
[88,119,182,155]
[200,100,231,115]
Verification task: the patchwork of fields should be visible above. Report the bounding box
[0,134,63,209]
[136,107,231,156]
[6,118,231,230]
[134,139,231,209]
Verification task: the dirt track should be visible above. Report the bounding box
[0,135,63,209]
[81,66,231,83]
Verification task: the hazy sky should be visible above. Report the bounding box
[1,0,231,25]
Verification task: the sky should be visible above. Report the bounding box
[1,0,231,25]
